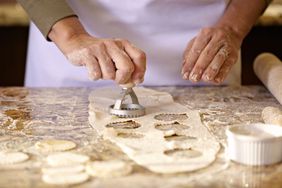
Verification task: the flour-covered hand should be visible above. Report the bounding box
[65,35,146,84]
[48,17,146,85]
[181,26,242,84]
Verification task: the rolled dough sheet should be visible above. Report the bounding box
[88,87,220,174]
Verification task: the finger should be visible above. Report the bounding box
[94,43,116,80]
[190,37,227,82]
[214,57,236,84]
[182,30,212,82]
[121,40,146,84]
[85,56,102,80]
[182,38,195,79]
[105,41,134,84]
[201,47,229,82]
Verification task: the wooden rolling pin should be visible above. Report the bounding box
[254,53,282,105]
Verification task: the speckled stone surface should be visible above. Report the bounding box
[0,86,282,188]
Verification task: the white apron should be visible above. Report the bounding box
[25,0,241,87]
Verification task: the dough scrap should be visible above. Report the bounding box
[262,106,282,126]
[86,160,132,178]
[42,172,89,185]
[42,164,85,175]
[35,139,76,152]
[46,152,90,167]
[89,87,220,174]
[0,151,29,165]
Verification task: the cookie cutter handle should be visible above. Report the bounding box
[113,88,139,109]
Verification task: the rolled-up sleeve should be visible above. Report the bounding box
[17,0,76,39]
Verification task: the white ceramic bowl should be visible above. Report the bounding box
[226,123,282,166]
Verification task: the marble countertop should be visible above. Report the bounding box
[0,86,282,188]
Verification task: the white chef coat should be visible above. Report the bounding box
[25,0,241,87]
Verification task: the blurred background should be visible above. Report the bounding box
[0,0,281,86]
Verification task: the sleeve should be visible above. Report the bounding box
[17,0,77,40]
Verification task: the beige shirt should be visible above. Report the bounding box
[17,0,76,38]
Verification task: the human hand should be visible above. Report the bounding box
[48,17,146,85]
[181,27,242,84]
[64,34,146,84]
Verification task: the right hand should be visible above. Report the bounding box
[48,17,146,85]
[65,34,146,85]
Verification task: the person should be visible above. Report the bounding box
[17,0,271,87]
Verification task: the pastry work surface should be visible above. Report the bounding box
[0,86,282,188]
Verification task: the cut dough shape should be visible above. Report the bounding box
[35,139,76,152]
[89,87,220,174]
[42,165,85,175]
[154,113,188,121]
[86,160,132,178]
[0,151,29,165]
[262,106,282,126]
[104,127,144,138]
[42,172,89,185]
[106,120,141,129]
[46,152,90,167]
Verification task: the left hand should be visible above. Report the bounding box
[181,26,242,84]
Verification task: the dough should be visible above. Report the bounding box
[35,139,76,152]
[42,164,85,175]
[88,87,220,174]
[46,152,90,167]
[0,151,29,165]
[86,160,132,178]
[262,106,282,126]
[42,172,89,185]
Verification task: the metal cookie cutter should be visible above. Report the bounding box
[109,85,145,118]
